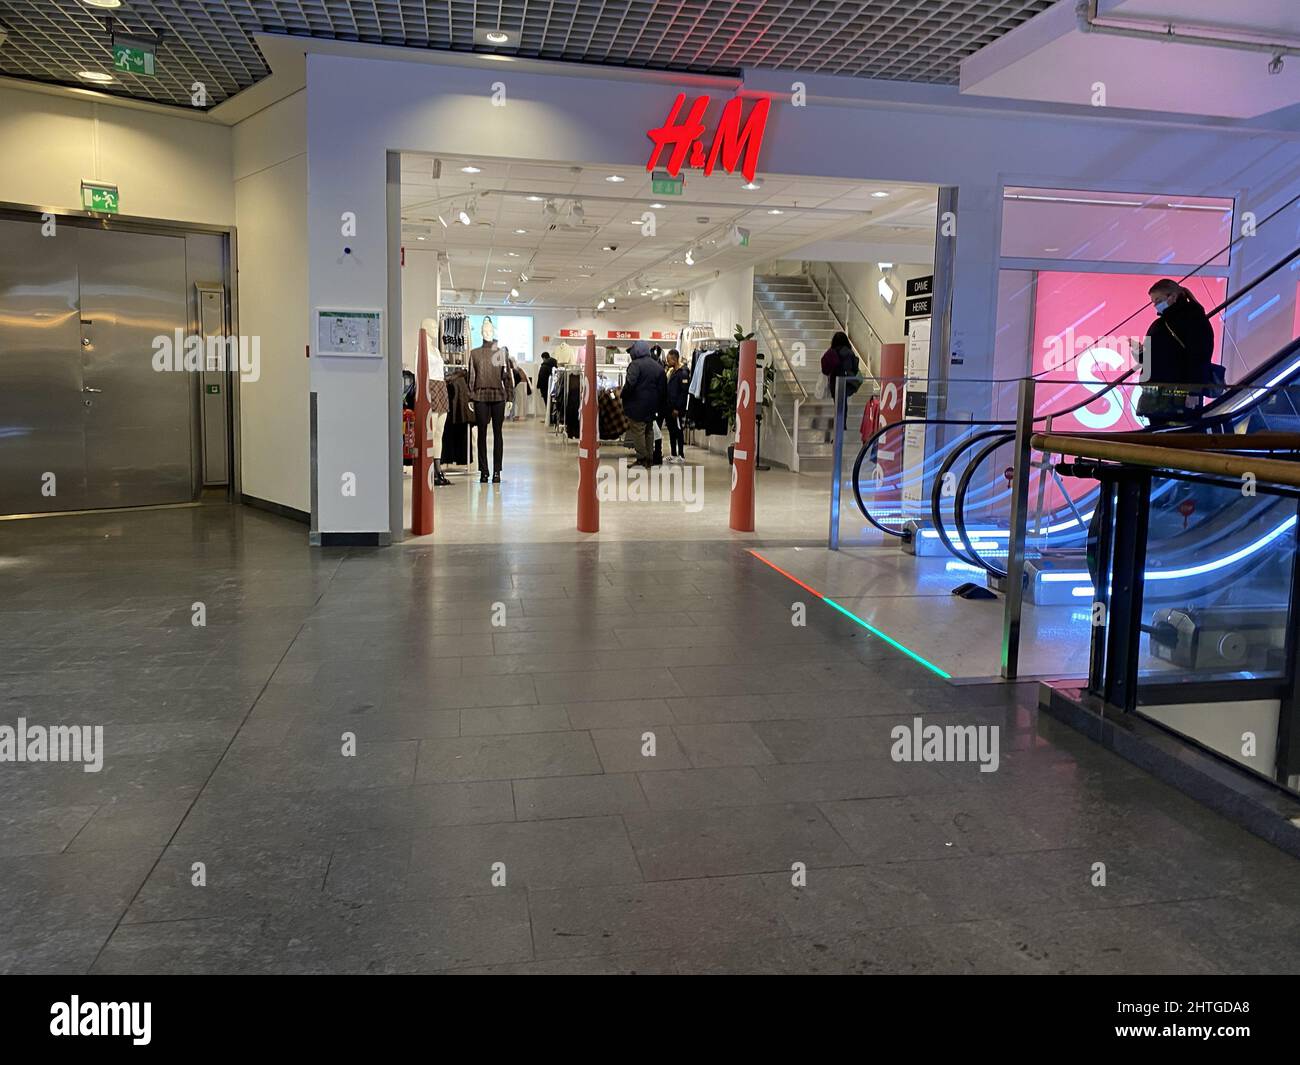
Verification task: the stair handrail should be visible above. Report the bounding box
[803,262,888,352]
[753,297,809,402]
[802,263,883,395]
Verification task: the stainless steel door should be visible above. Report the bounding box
[0,218,87,513]
[77,228,194,508]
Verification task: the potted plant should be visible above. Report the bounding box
[706,326,772,464]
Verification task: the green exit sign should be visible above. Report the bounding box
[113,45,156,77]
[651,171,684,196]
[81,183,120,214]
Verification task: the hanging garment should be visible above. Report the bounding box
[565,374,581,439]
[598,388,630,440]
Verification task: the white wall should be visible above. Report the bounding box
[688,267,755,340]
[305,51,1300,537]
[829,261,934,348]
[0,85,233,224]
[401,247,440,369]
[233,91,309,513]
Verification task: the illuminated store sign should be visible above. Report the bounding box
[646,94,771,184]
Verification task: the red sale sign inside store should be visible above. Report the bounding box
[647,94,770,184]
[607,331,639,340]
[1030,270,1226,509]
[559,329,593,338]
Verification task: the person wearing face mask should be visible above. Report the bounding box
[1136,279,1216,427]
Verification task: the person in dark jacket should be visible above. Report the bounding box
[536,351,557,398]
[1137,279,1216,426]
[820,331,861,400]
[664,349,690,463]
[620,340,667,467]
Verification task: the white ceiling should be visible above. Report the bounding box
[960,0,1300,118]
[400,153,937,311]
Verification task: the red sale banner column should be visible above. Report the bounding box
[576,334,600,533]
[729,338,757,532]
[412,327,435,536]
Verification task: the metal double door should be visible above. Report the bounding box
[0,218,195,514]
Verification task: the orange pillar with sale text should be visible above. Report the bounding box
[729,338,758,532]
[576,335,600,533]
[412,328,435,536]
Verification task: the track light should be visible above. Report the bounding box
[684,246,695,266]
[569,200,585,224]
[1269,53,1284,75]
[597,299,606,310]
[510,288,519,298]
[542,199,558,223]
[458,208,472,226]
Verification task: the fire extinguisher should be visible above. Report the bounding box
[403,408,416,465]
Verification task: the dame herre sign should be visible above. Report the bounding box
[646,94,771,185]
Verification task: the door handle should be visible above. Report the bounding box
[82,386,103,393]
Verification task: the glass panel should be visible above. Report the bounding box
[1001,186,1233,266]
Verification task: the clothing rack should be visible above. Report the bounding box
[438,308,469,363]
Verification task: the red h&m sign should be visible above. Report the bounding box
[647,94,771,184]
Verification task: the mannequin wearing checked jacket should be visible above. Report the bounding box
[468,337,516,483]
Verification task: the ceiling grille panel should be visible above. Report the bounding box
[0,1,1053,108]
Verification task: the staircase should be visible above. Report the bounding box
[753,274,842,471]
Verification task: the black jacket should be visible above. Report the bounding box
[537,356,557,397]
[621,352,667,422]
[1145,296,1214,387]
[666,365,691,412]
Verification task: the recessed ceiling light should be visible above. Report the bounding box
[416,235,427,241]
[510,287,519,298]
[461,165,482,174]
[496,268,512,273]
[767,209,784,215]
[871,191,890,199]
[485,30,510,44]
[628,220,644,226]
[79,0,123,8]
[741,179,763,191]
[525,195,544,202]
[76,70,116,83]
[514,228,527,234]
[649,202,667,210]
[605,175,625,183]
[482,55,514,62]
[507,251,519,257]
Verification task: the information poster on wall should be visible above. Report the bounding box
[316,309,382,358]
[900,315,931,506]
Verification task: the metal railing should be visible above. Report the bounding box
[804,261,885,388]
[753,298,806,472]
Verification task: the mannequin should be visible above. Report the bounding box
[467,321,513,483]
[420,317,451,486]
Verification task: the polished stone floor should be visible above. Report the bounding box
[2,503,1300,974]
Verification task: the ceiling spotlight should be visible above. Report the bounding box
[461,165,482,174]
[485,30,511,44]
[726,224,750,247]
[520,273,529,283]
[525,195,544,202]
[767,209,784,216]
[605,175,625,183]
[684,246,696,266]
[542,199,559,223]
[608,296,616,304]
[597,299,606,310]
[1269,53,1284,75]
[569,200,585,224]
[507,251,520,257]
[878,277,896,305]
[602,245,615,252]
[416,235,427,241]
[514,228,527,234]
[510,287,519,298]
[871,191,890,199]
[650,202,667,210]
[741,178,763,191]
[76,70,116,83]
[458,207,472,226]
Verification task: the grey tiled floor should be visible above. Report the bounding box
[2,503,1300,973]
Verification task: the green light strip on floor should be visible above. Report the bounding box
[820,596,952,680]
